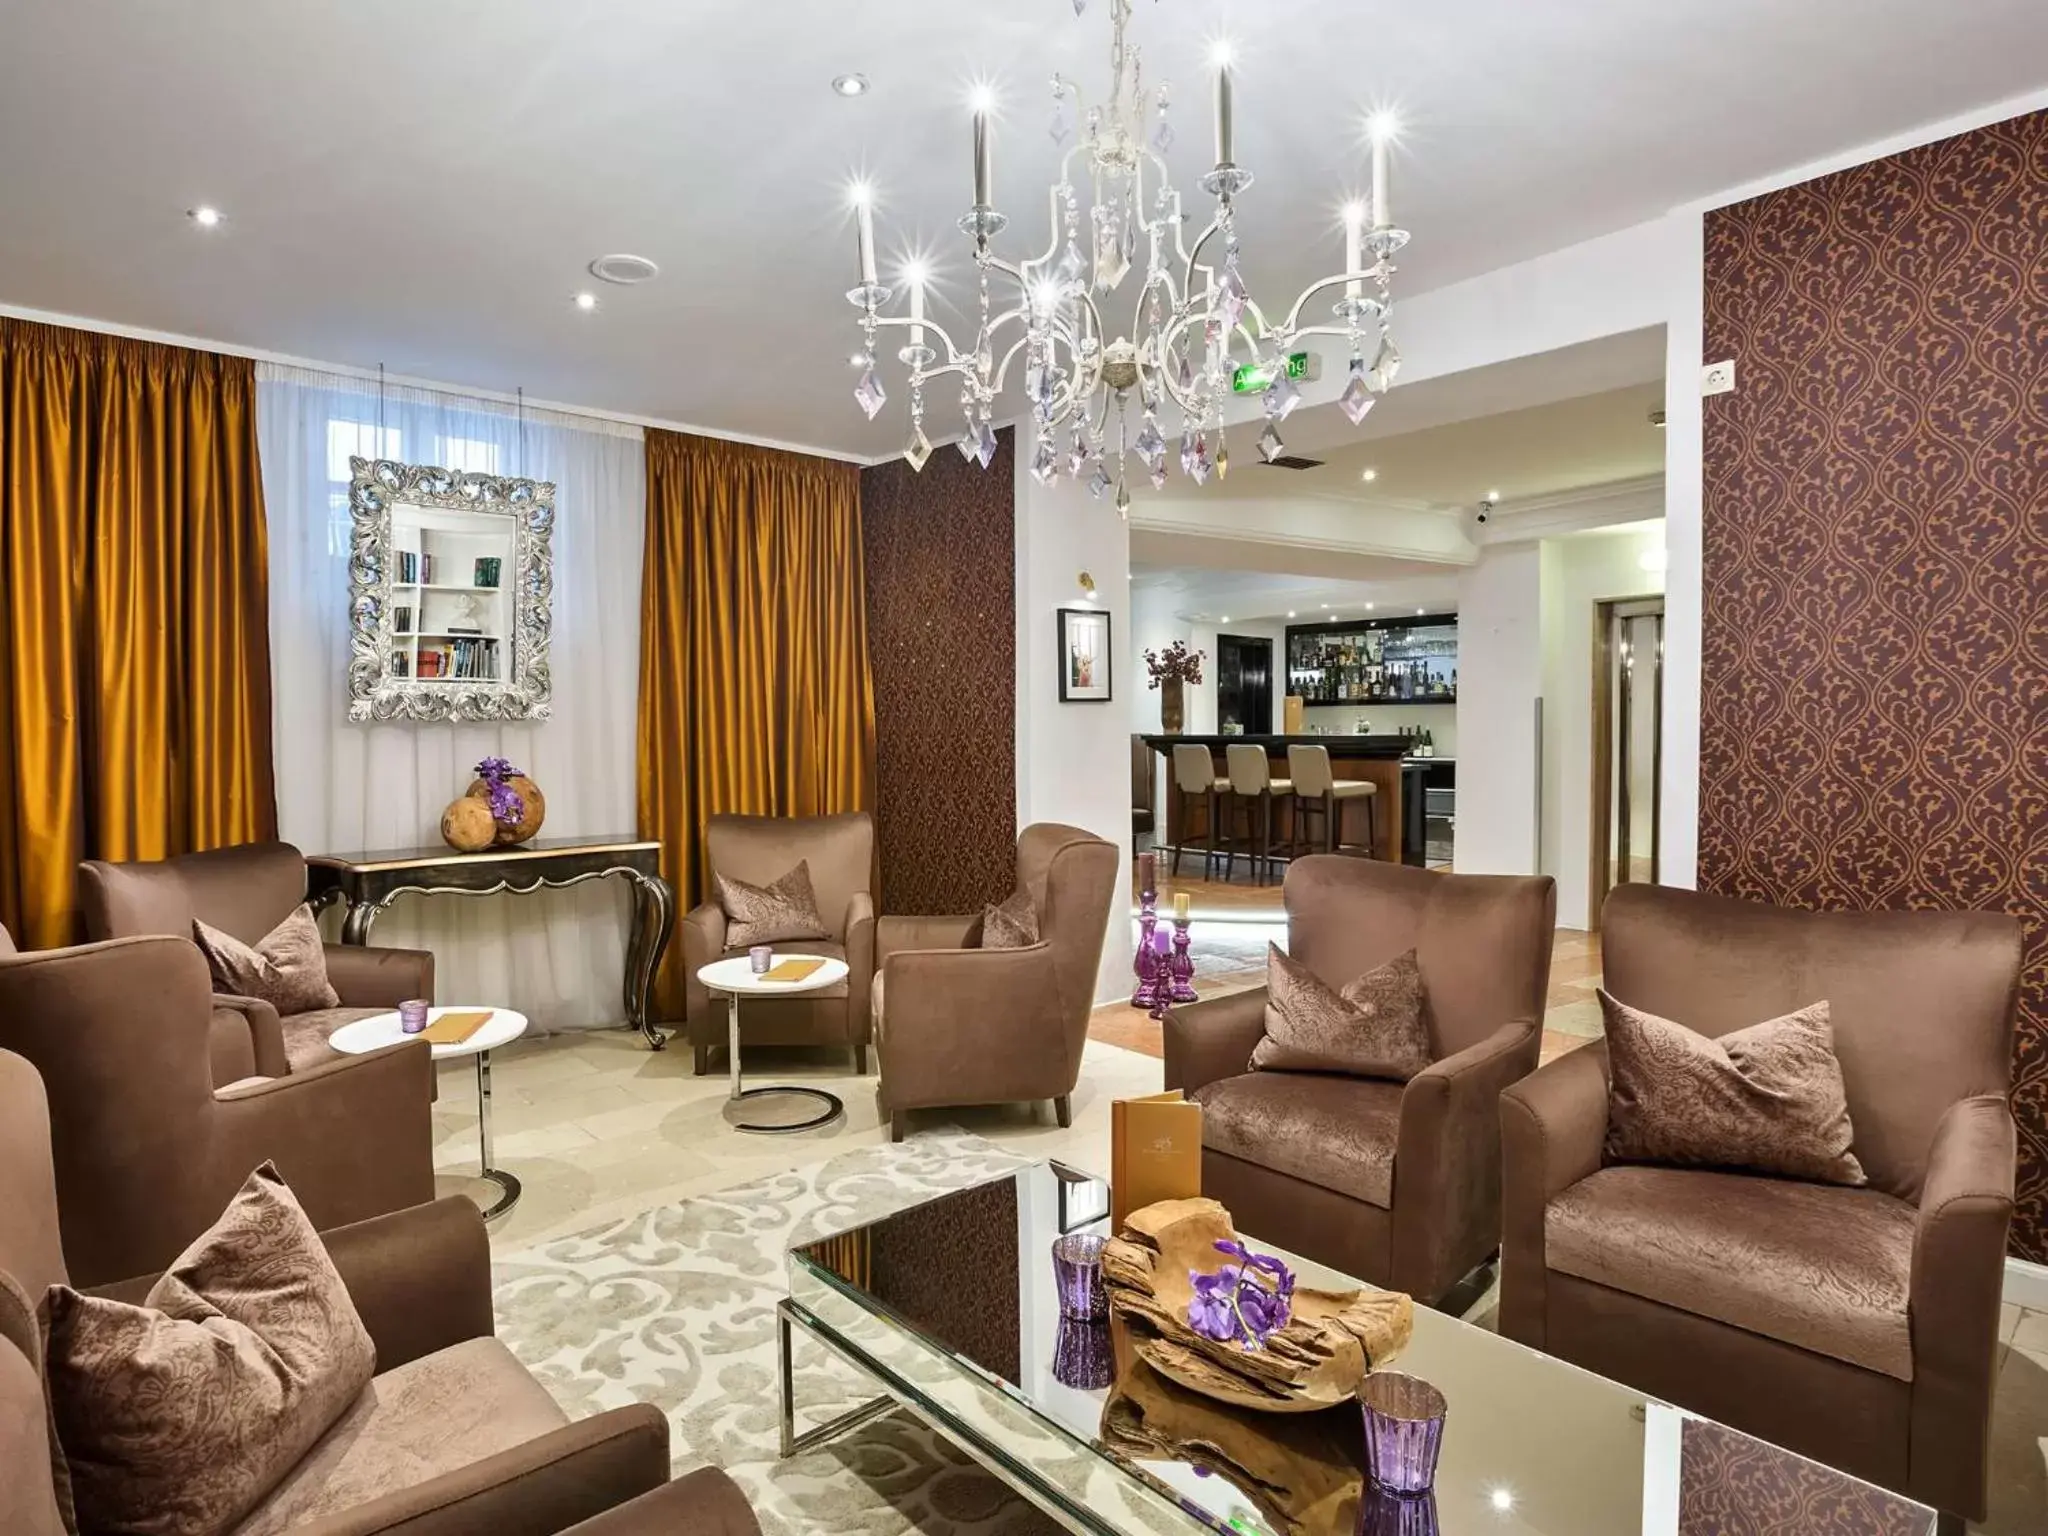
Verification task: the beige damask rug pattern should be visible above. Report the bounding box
[491,1131,1066,1535]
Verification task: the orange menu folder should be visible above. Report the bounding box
[421,1009,494,1045]
[1110,1090,1204,1232]
[761,958,826,984]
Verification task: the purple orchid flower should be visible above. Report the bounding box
[1186,1239,1296,1351]
[473,757,526,829]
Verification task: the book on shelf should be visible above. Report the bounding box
[417,638,501,682]
[394,550,437,585]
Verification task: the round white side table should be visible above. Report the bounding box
[328,1007,528,1219]
[695,955,850,1134]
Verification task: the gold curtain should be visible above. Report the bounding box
[0,321,276,949]
[637,430,876,1014]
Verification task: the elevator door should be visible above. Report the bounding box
[1595,599,1664,914]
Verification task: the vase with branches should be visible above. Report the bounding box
[1145,642,1205,734]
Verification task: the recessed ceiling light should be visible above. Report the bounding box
[1361,468,1378,482]
[1219,615,1230,623]
[1286,610,1296,618]
[1485,488,1501,501]
[188,205,223,228]
[589,253,660,286]
[1416,607,1426,615]
[573,292,598,311]
[832,73,870,98]
[1320,604,1330,610]
[1490,1488,1515,1513]
[1365,602,1375,611]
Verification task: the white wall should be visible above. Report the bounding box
[1453,544,1545,875]
[1015,466,1135,1005]
[1537,526,1667,928]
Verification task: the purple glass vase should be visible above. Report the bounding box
[1169,918,1197,1004]
[1359,1372,1447,1495]
[1051,1316,1115,1389]
[1051,1233,1109,1320]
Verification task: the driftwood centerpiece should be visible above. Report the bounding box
[1103,1198,1413,1413]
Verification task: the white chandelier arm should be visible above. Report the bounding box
[1279,273,1385,339]
[866,313,968,366]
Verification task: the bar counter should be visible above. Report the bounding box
[1141,734,1413,865]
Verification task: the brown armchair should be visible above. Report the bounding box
[1500,882,2022,1523]
[78,840,435,1075]
[682,812,876,1075]
[0,1048,759,1536]
[874,824,1119,1140]
[0,932,437,1289]
[1165,856,1554,1307]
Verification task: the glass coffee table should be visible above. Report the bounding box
[782,1162,1941,1536]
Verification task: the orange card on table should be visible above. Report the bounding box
[1110,1090,1204,1232]
[420,1009,494,1045]
[761,958,826,984]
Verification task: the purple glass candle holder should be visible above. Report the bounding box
[399,999,430,1035]
[1051,1233,1109,1321]
[1359,1486,1441,1536]
[1051,1316,1115,1390]
[1359,1372,1447,1495]
[749,945,773,974]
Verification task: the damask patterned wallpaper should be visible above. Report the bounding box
[1700,111,2048,1259]
[861,430,1019,916]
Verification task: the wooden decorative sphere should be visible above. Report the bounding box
[440,795,497,853]
[466,774,546,846]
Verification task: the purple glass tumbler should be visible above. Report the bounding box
[1358,1372,1447,1495]
[399,999,430,1035]
[1051,1233,1108,1321]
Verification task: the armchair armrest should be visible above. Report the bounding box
[844,891,876,1046]
[682,902,728,1032]
[1498,1038,1608,1349]
[1391,1019,1540,1302]
[876,912,980,960]
[211,1041,436,1235]
[323,943,435,1010]
[292,1403,670,1536]
[560,1468,761,1536]
[318,1197,494,1371]
[211,992,290,1079]
[878,944,1064,1110]
[1162,988,1267,1096]
[1907,1094,2015,1520]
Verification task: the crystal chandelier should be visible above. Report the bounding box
[842,0,1408,512]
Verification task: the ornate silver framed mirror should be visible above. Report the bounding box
[346,457,555,721]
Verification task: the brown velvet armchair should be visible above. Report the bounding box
[1165,857,1554,1307]
[873,824,1120,1140]
[0,931,437,1289]
[78,840,436,1075]
[682,812,876,1075]
[0,1049,760,1536]
[1500,883,2022,1523]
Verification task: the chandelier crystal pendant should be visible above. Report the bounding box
[842,0,1410,511]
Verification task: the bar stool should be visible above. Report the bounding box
[1286,744,1381,858]
[1169,743,1232,879]
[1225,743,1294,886]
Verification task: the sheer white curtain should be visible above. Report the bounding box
[256,364,645,1031]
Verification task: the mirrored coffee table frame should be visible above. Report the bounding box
[782,1161,1941,1536]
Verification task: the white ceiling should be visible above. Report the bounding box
[3,1,2044,458]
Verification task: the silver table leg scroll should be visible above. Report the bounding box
[720,992,843,1134]
[473,1050,521,1219]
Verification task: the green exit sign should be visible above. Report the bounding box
[1230,351,1320,394]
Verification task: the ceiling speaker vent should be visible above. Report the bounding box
[1263,454,1325,471]
[589,253,660,286]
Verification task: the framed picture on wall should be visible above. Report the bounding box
[1057,607,1113,703]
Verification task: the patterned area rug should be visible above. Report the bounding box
[492,1131,1065,1535]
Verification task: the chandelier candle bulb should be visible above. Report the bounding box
[1213,57,1234,167]
[855,192,878,286]
[908,272,926,348]
[973,108,993,208]
[1372,130,1392,229]
[1344,203,1365,299]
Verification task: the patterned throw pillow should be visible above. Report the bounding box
[1251,944,1434,1081]
[191,905,338,1015]
[43,1163,376,1536]
[1601,990,1866,1186]
[980,889,1041,950]
[717,860,831,949]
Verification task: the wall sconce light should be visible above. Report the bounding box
[1077,571,1098,602]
